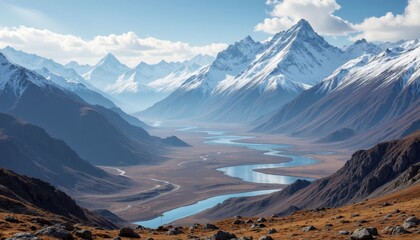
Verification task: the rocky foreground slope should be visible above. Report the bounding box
[0,168,116,230]
[0,184,419,239]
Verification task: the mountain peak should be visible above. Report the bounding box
[239,35,256,44]
[345,38,381,57]
[2,45,15,51]
[354,38,368,45]
[295,19,313,30]
[296,19,311,27]
[290,19,315,35]
[158,59,169,65]
[97,52,121,66]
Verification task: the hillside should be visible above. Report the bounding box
[0,53,187,166]
[255,41,420,146]
[1,183,418,239]
[0,112,131,193]
[0,168,116,229]
[188,131,420,221]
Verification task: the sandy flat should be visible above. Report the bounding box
[76,120,354,222]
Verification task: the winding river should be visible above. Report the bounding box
[134,128,319,228]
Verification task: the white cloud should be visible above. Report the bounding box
[256,0,420,43]
[351,0,420,42]
[255,0,354,35]
[0,26,227,66]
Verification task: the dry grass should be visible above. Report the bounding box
[1,185,419,239]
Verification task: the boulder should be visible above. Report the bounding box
[403,216,419,229]
[338,230,350,235]
[5,216,19,223]
[166,228,182,235]
[383,226,409,235]
[118,227,140,238]
[203,223,219,230]
[258,236,273,240]
[350,227,377,240]
[251,223,266,229]
[233,219,245,225]
[5,232,39,240]
[302,225,317,232]
[211,231,237,240]
[35,226,73,240]
[75,229,93,240]
[56,222,74,231]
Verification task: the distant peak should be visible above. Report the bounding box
[97,52,121,66]
[3,45,15,51]
[289,19,317,38]
[104,52,117,59]
[294,19,313,30]
[244,35,253,41]
[135,61,152,69]
[240,35,255,44]
[354,38,368,45]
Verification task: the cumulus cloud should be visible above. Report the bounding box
[256,0,420,42]
[255,0,354,35]
[351,0,420,42]
[0,26,227,66]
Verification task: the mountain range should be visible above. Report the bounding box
[0,46,118,109]
[0,53,186,166]
[0,46,214,113]
[255,39,420,147]
[140,20,385,122]
[81,53,214,112]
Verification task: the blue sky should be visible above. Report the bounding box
[0,0,417,65]
[0,0,408,44]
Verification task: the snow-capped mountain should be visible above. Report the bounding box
[64,60,93,75]
[0,53,51,95]
[0,46,121,109]
[179,35,262,93]
[343,38,382,60]
[83,53,130,90]
[140,35,263,118]
[1,46,90,87]
[35,67,117,109]
[219,19,343,91]
[142,19,375,122]
[186,54,215,66]
[77,53,214,112]
[256,42,420,147]
[0,53,185,165]
[378,39,420,51]
[147,64,203,92]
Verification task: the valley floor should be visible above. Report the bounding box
[73,121,353,223]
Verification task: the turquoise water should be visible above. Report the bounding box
[205,134,317,184]
[134,189,278,228]
[134,128,318,228]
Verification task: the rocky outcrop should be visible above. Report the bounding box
[0,168,116,229]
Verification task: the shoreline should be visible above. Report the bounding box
[75,122,352,222]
